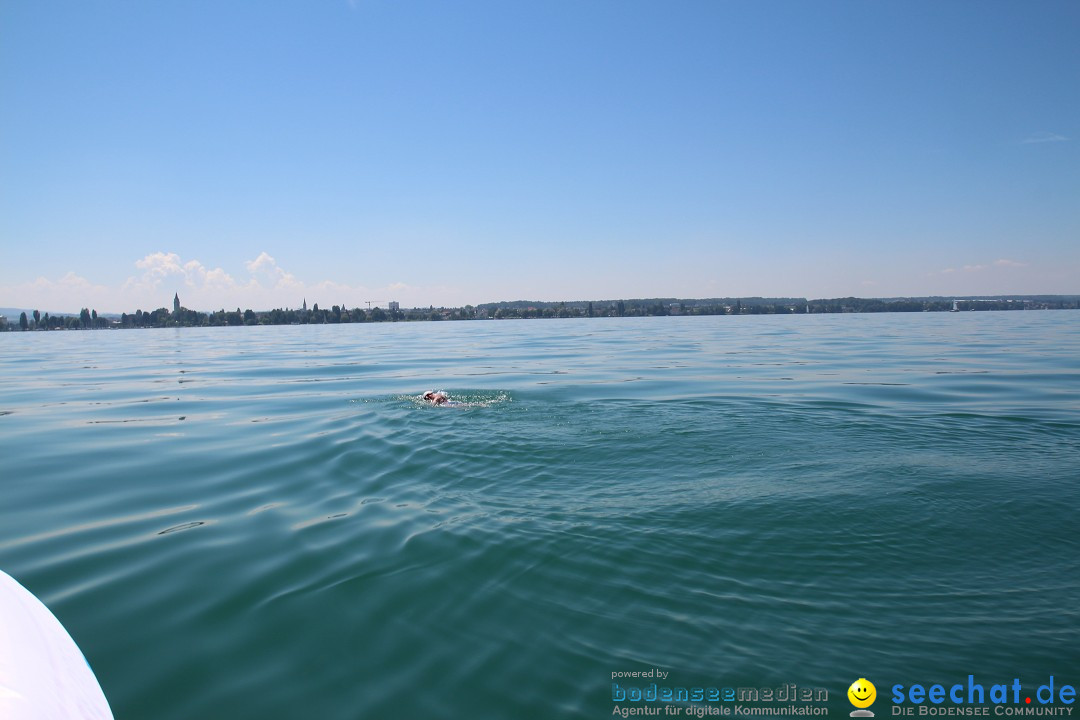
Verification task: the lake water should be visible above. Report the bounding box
[2,312,1078,719]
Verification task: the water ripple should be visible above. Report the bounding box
[1,314,1078,719]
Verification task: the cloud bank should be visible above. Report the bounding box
[1,251,437,314]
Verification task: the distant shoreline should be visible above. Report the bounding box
[2,295,1078,331]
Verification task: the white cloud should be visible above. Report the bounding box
[938,259,1027,275]
[244,252,301,290]
[244,251,277,274]
[128,251,237,292]
[56,271,99,291]
[1,272,112,314]
[203,267,237,289]
[1,250,464,314]
[919,253,1060,296]
[1022,132,1068,144]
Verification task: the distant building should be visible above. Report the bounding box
[388,301,399,312]
[173,293,180,314]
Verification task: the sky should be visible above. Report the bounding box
[1,0,1078,313]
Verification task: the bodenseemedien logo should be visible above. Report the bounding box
[849,678,877,717]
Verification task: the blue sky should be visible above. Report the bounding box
[2,0,1077,312]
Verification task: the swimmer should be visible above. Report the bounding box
[423,391,449,405]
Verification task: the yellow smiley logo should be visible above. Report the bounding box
[848,678,877,709]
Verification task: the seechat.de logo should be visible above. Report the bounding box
[850,678,877,717]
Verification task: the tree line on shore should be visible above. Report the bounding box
[4,295,1078,331]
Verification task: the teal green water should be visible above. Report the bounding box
[2,313,1078,719]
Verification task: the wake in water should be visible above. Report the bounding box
[411,390,513,409]
[350,390,512,409]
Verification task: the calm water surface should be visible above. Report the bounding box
[2,312,1079,719]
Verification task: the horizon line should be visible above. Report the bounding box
[4,293,1080,318]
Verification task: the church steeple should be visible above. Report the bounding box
[173,293,180,314]
[303,298,307,312]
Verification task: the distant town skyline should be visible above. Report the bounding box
[7,293,1076,333]
[2,2,1078,313]
[3,249,1072,315]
